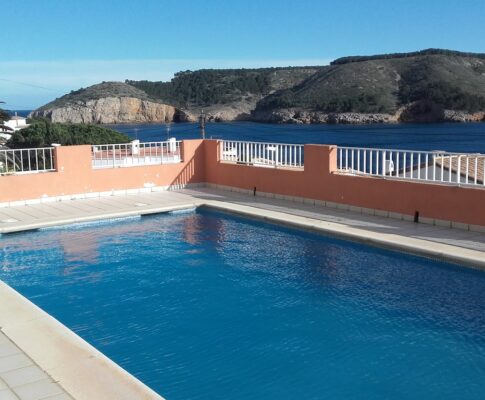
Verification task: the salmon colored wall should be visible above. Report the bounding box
[203,140,485,226]
[0,140,205,203]
[2,139,485,227]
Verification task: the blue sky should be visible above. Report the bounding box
[2,0,485,108]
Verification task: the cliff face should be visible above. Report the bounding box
[31,97,192,124]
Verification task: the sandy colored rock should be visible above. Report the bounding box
[31,97,192,124]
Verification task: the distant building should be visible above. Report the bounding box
[1,112,30,132]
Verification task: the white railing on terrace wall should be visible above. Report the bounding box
[337,146,485,187]
[0,147,55,175]
[221,140,304,168]
[92,140,182,169]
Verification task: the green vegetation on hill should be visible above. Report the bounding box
[397,57,485,112]
[331,49,485,65]
[126,67,321,108]
[7,119,130,148]
[256,52,485,114]
[256,61,398,113]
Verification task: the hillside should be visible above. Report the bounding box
[32,67,320,123]
[126,67,322,121]
[31,49,485,124]
[127,67,323,108]
[254,50,485,123]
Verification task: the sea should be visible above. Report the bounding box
[110,121,485,153]
[15,110,485,153]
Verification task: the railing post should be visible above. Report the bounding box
[457,156,461,184]
[382,150,386,176]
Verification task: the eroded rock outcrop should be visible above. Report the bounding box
[30,97,193,124]
[443,110,485,122]
[251,108,396,124]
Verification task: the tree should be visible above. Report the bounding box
[0,101,12,133]
[7,118,130,148]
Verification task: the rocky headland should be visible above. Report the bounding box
[32,96,192,124]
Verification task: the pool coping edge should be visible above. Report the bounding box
[202,200,485,270]
[0,280,164,400]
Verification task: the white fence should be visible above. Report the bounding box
[337,146,485,187]
[92,140,182,169]
[0,147,55,174]
[220,140,304,168]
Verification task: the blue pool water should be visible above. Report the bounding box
[1,208,485,399]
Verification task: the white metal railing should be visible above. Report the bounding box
[337,146,485,187]
[92,139,182,169]
[0,147,55,175]
[220,140,304,168]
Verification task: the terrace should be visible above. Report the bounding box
[1,138,485,400]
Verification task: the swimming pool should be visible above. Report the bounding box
[1,208,484,400]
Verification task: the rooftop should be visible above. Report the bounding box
[436,154,485,183]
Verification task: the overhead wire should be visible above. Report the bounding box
[0,78,55,91]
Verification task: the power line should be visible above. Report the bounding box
[0,78,55,91]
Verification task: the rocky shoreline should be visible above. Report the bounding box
[251,109,396,124]
[30,97,485,125]
[251,104,485,125]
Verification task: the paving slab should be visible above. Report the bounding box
[1,365,49,388]
[0,332,71,400]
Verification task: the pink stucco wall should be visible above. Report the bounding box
[0,140,205,202]
[1,139,484,227]
[203,140,485,226]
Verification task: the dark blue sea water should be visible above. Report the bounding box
[110,121,485,153]
[9,110,31,118]
[1,209,485,400]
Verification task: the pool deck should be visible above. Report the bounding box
[1,186,485,399]
[0,330,72,400]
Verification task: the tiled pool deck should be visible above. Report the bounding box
[1,187,485,399]
[0,331,72,400]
